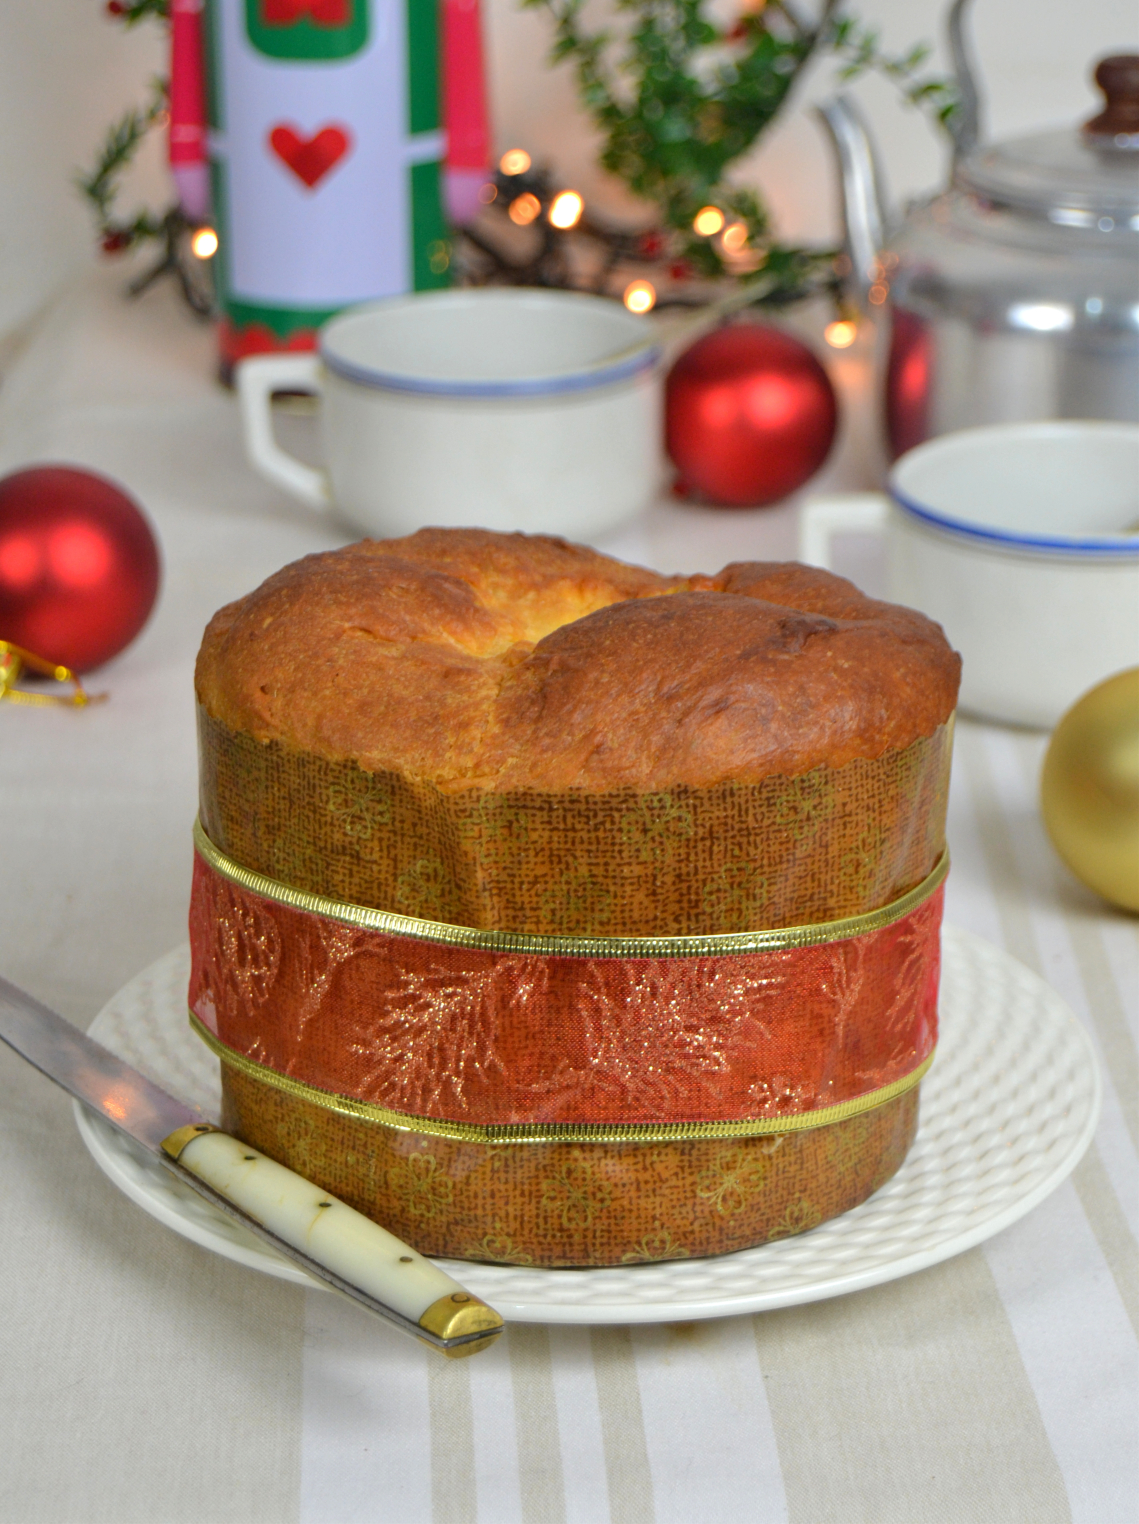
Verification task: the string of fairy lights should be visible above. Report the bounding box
[459,147,775,316]
[99,143,859,349]
[453,147,861,349]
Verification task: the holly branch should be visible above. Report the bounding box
[105,0,170,25]
[826,17,960,129]
[525,0,844,293]
[78,0,214,315]
[522,0,956,298]
[77,73,170,252]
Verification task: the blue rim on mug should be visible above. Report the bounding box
[887,487,1139,559]
[319,291,661,400]
[321,344,661,398]
[888,421,1139,561]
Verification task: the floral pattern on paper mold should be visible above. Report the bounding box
[386,1152,454,1222]
[540,1155,613,1229]
[620,792,695,862]
[695,1145,771,1217]
[197,709,953,936]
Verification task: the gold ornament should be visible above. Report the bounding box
[1041,668,1139,913]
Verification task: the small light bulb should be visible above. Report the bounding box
[548,190,584,230]
[508,193,542,226]
[623,280,656,315]
[721,221,748,252]
[190,226,219,259]
[692,206,725,237]
[824,319,858,349]
[478,182,498,205]
[499,148,532,177]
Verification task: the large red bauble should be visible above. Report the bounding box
[666,323,839,507]
[0,466,160,673]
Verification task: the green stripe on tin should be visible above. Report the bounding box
[410,160,451,290]
[202,0,224,132]
[209,157,233,303]
[406,0,440,135]
[221,298,342,339]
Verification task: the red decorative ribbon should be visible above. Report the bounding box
[188,835,943,1133]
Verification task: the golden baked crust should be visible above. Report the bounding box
[195,529,960,792]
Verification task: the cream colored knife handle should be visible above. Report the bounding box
[162,1125,501,1355]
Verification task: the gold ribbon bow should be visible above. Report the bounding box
[0,641,104,708]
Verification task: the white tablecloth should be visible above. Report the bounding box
[1,268,1135,1524]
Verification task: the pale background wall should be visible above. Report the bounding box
[0,0,1135,342]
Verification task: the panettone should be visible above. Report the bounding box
[189,529,960,1266]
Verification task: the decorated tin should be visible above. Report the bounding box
[203,0,449,377]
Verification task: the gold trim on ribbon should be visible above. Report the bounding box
[189,1011,934,1144]
[192,817,947,959]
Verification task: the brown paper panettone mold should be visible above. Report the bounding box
[220,1066,919,1267]
[192,530,960,1266]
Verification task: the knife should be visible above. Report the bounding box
[0,975,503,1357]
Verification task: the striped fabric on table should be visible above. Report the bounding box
[296,720,1138,1524]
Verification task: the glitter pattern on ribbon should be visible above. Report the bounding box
[188,842,943,1135]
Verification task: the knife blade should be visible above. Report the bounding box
[0,975,503,1357]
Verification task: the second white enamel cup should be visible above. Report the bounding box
[236,289,662,542]
[800,421,1139,729]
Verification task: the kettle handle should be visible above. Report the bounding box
[946,0,983,161]
[816,96,887,311]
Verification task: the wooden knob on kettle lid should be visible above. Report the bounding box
[1083,54,1139,143]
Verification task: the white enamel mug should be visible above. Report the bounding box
[800,421,1139,729]
[236,289,663,541]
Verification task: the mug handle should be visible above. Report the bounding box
[237,353,332,512]
[798,492,889,569]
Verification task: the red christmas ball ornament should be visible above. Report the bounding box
[0,466,160,673]
[666,323,838,507]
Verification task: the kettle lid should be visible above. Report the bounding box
[955,54,1139,225]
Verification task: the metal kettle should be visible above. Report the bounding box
[820,0,1139,457]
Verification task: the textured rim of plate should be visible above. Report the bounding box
[74,927,1100,1324]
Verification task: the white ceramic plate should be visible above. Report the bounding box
[75,927,1100,1324]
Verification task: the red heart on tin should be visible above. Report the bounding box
[268,124,351,189]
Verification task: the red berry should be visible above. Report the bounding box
[101,230,131,254]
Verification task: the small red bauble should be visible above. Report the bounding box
[0,466,160,673]
[666,323,839,507]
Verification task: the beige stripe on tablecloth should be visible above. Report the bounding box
[958,724,1138,1324]
[1003,727,1139,1157]
[429,1355,478,1524]
[509,1324,568,1524]
[754,1250,1072,1524]
[956,723,1040,969]
[1072,1146,1139,1338]
[591,1326,656,1524]
[1056,898,1138,1155]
